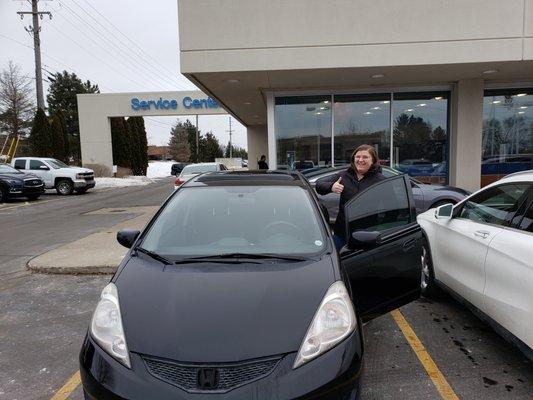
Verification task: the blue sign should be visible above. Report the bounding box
[130,97,219,111]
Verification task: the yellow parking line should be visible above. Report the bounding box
[50,370,80,400]
[391,309,459,400]
[0,198,56,211]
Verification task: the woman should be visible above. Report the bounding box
[316,144,386,250]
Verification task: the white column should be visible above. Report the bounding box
[450,78,484,192]
[266,92,276,169]
[246,125,268,169]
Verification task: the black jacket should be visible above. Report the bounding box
[316,164,386,237]
[258,160,268,170]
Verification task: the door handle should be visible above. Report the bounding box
[474,230,490,239]
[402,238,416,251]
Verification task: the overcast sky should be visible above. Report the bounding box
[0,0,247,149]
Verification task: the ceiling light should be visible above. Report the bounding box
[405,109,414,112]
[323,100,330,104]
[364,111,373,115]
[482,69,498,74]
[516,93,527,97]
[371,74,385,79]
[316,112,323,115]
[517,111,525,115]
[252,115,260,118]
[226,79,240,83]
[319,106,326,110]
[434,96,443,100]
[417,103,427,107]
[372,106,381,110]
[381,100,390,104]
[243,101,252,105]
[519,106,528,109]
[492,100,501,104]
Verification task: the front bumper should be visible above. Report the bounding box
[74,180,96,189]
[8,184,45,197]
[80,331,362,400]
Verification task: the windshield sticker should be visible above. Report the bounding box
[315,240,323,246]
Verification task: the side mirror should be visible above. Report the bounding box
[117,229,140,248]
[434,203,453,220]
[348,230,382,249]
[39,165,50,170]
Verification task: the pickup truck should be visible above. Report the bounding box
[11,157,95,195]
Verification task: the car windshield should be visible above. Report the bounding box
[182,164,217,174]
[0,164,21,174]
[141,186,326,257]
[46,159,69,169]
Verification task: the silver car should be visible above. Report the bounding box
[305,165,469,224]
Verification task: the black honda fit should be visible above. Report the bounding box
[80,171,422,399]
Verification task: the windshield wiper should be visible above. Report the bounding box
[173,253,309,265]
[135,247,172,265]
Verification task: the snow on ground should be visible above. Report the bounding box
[94,161,174,189]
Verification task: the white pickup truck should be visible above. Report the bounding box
[11,157,95,195]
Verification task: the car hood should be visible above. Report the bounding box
[59,167,93,174]
[0,172,41,181]
[116,255,335,362]
[418,182,470,196]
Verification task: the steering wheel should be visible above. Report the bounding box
[259,221,302,241]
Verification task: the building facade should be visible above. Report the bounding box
[178,0,533,191]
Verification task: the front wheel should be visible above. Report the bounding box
[420,237,440,298]
[55,179,74,195]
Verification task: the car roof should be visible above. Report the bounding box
[497,169,533,182]
[182,170,307,187]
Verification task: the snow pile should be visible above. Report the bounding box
[147,161,174,178]
[94,161,174,189]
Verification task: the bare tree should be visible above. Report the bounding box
[0,61,35,146]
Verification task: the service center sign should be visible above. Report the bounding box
[130,96,220,111]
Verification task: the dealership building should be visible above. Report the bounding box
[176,0,533,191]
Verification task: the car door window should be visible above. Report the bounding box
[14,159,26,169]
[29,160,47,170]
[518,200,533,233]
[458,184,529,226]
[345,176,412,234]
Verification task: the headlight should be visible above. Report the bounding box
[76,173,83,179]
[90,283,131,368]
[7,179,22,186]
[293,281,356,369]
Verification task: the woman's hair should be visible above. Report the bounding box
[351,144,379,170]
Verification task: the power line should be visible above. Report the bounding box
[79,0,194,90]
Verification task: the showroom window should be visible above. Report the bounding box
[275,96,332,171]
[392,92,449,184]
[482,89,533,187]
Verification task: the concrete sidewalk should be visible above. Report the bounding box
[27,206,158,274]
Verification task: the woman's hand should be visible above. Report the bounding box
[332,177,344,194]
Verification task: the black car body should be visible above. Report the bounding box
[171,162,188,176]
[0,163,45,202]
[80,171,422,399]
[305,165,469,223]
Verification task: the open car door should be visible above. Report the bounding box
[340,175,422,322]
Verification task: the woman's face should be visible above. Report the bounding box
[353,150,373,175]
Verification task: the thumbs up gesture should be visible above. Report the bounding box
[332,176,344,194]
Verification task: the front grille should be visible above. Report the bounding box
[23,178,43,187]
[143,355,281,393]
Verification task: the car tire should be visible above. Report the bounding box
[0,186,7,203]
[27,194,40,201]
[55,179,74,195]
[420,236,440,298]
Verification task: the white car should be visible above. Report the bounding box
[173,162,228,189]
[11,157,95,195]
[417,170,533,359]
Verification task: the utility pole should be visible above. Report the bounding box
[227,116,235,158]
[17,0,52,110]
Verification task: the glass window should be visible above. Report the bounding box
[46,159,68,169]
[459,184,529,226]
[392,92,449,185]
[333,94,390,166]
[181,164,218,174]
[482,89,533,187]
[275,96,332,171]
[345,176,412,234]
[29,160,47,170]
[141,186,326,257]
[518,200,533,233]
[14,159,26,169]
[0,164,21,174]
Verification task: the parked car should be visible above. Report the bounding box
[396,159,435,177]
[305,165,469,224]
[80,170,422,399]
[418,170,533,360]
[11,157,95,195]
[0,163,44,202]
[174,162,228,189]
[171,162,188,176]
